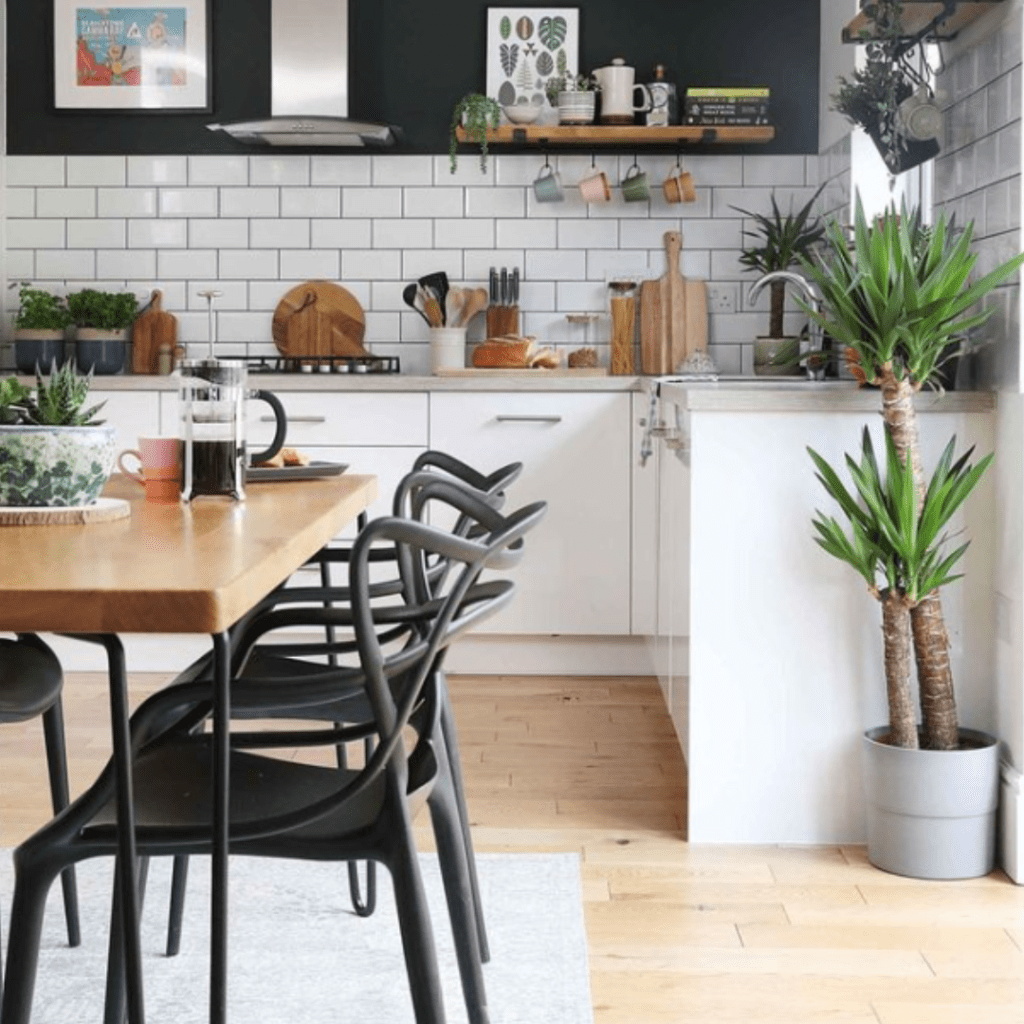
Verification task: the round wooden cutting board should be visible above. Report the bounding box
[272,281,368,358]
[0,497,131,526]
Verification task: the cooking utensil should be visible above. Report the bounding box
[459,287,489,327]
[403,282,432,327]
[418,272,450,320]
[131,289,177,374]
[445,287,466,327]
[272,281,367,357]
[418,284,444,328]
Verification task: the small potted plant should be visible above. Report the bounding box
[10,283,74,373]
[0,360,113,507]
[66,288,140,375]
[732,182,826,375]
[449,93,502,174]
[545,73,596,125]
[831,0,940,175]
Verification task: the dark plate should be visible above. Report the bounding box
[246,461,349,482]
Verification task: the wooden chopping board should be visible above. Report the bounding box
[272,281,368,358]
[640,231,709,374]
[131,289,177,374]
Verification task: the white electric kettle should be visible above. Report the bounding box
[592,58,652,124]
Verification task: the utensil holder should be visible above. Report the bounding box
[430,327,468,373]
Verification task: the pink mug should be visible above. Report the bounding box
[579,169,611,203]
[117,437,182,503]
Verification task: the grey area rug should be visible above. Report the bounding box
[1,852,594,1024]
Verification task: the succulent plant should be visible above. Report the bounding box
[0,376,33,424]
[17,360,106,426]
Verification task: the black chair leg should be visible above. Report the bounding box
[387,831,447,1024]
[40,698,81,949]
[342,734,377,917]
[165,855,189,956]
[439,682,489,963]
[1,851,64,1024]
[429,737,490,1024]
[104,856,150,1024]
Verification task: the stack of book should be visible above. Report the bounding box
[683,87,771,126]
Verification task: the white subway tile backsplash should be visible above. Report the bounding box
[404,187,464,218]
[127,156,188,186]
[975,133,999,188]
[217,312,272,342]
[311,156,372,186]
[710,249,746,280]
[6,188,35,217]
[342,187,403,218]
[67,220,125,249]
[401,250,464,282]
[98,249,156,284]
[435,219,495,249]
[189,282,249,309]
[220,188,279,217]
[524,189,589,218]
[159,188,219,217]
[526,249,586,281]
[462,249,524,281]
[618,219,681,249]
[373,280,415,313]
[129,219,187,248]
[436,155,494,186]
[5,250,35,280]
[280,250,340,280]
[67,156,126,186]
[555,281,606,312]
[157,250,219,279]
[190,219,249,249]
[464,187,526,218]
[496,218,557,249]
[250,156,309,186]
[311,218,373,249]
[6,220,64,249]
[586,249,651,280]
[341,249,403,280]
[97,188,157,218]
[557,219,618,249]
[742,154,806,186]
[188,156,249,186]
[7,156,65,187]
[36,188,96,218]
[373,218,433,249]
[281,187,341,218]
[250,219,310,249]
[518,281,556,310]
[494,156,540,186]
[372,155,434,186]
[219,250,279,279]
[36,250,95,279]
[363,311,402,342]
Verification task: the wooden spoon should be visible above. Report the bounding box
[459,287,489,327]
[445,287,466,327]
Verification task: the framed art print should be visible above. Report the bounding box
[486,8,579,111]
[53,1,210,111]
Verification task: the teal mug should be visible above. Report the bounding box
[533,162,565,203]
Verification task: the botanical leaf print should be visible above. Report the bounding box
[538,16,566,51]
[500,43,519,77]
[515,16,534,40]
[500,15,511,39]
[556,48,567,75]
[515,58,532,91]
[536,51,553,76]
[497,80,516,105]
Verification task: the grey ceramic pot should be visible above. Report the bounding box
[14,330,68,374]
[75,328,129,375]
[0,424,117,506]
[862,726,1000,879]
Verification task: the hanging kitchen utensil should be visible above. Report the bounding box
[272,281,367,357]
[131,289,178,374]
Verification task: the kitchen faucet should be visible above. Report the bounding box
[746,270,824,349]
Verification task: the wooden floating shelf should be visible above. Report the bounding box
[455,124,775,147]
[843,1,1004,43]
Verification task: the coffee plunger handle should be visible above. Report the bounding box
[249,389,287,465]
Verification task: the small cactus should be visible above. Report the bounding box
[19,360,106,426]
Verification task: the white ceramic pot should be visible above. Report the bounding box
[557,91,595,125]
[0,424,117,506]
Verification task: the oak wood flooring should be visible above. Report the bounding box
[2,671,1022,1024]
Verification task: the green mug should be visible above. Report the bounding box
[621,163,650,203]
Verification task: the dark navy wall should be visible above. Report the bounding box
[7,0,820,155]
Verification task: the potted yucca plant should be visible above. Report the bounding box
[0,360,114,507]
[732,181,826,374]
[798,195,1024,877]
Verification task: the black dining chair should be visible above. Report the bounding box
[0,633,81,973]
[1,495,547,1024]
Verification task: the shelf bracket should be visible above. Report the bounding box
[894,0,958,57]
[512,128,528,144]
[700,128,718,144]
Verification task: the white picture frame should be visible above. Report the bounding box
[486,8,580,116]
[53,1,210,111]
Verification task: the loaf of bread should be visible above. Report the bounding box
[471,336,536,368]
[254,447,311,468]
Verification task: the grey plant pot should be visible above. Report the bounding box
[75,328,129,375]
[0,424,116,506]
[863,726,1000,880]
[14,330,68,374]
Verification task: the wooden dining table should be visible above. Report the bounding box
[0,470,377,1024]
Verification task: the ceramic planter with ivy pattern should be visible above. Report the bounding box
[0,424,116,506]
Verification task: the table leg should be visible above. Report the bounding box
[210,630,231,1024]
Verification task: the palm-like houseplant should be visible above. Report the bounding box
[802,197,1024,752]
[733,182,826,373]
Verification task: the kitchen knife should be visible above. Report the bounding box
[511,268,520,306]
[489,267,498,305]
[500,267,509,307]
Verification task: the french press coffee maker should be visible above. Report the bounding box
[178,359,287,501]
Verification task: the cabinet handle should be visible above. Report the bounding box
[261,415,326,423]
[495,415,563,424]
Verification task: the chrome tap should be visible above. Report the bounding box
[746,270,823,345]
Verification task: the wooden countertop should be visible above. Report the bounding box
[0,472,377,634]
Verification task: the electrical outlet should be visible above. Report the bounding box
[707,283,737,315]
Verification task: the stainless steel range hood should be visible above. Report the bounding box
[207,0,397,147]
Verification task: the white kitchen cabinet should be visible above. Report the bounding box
[631,392,658,639]
[430,391,632,636]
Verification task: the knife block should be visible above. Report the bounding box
[485,305,519,338]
